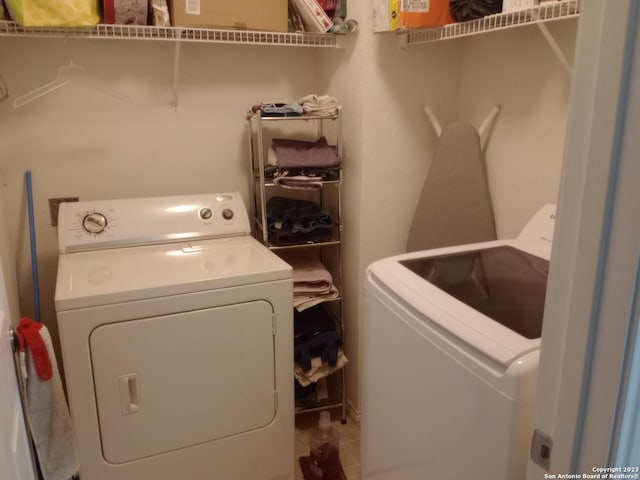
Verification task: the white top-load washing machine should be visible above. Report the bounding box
[362,205,556,480]
[54,193,294,480]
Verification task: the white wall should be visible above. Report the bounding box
[317,0,463,415]
[0,37,324,368]
[459,21,577,237]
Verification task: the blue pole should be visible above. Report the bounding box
[25,171,41,323]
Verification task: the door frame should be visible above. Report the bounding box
[528,0,640,475]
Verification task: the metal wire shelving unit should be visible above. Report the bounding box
[0,20,339,48]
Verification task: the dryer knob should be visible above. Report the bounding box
[222,208,234,220]
[82,212,108,234]
[199,207,213,220]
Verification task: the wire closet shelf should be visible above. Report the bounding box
[0,21,338,48]
[403,0,580,45]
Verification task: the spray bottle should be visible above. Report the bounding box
[308,410,342,480]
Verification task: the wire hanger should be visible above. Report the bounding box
[13,39,131,109]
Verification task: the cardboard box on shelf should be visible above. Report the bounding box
[169,0,289,32]
[399,0,454,29]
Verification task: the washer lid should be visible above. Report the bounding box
[55,236,291,311]
[366,204,555,367]
[368,239,545,367]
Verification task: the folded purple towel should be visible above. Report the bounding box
[272,137,341,168]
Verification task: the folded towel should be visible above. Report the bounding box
[294,285,340,312]
[294,350,348,387]
[269,228,333,246]
[298,94,341,117]
[267,197,334,234]
[273,176,323,190]
[263,166,342,181]
[271,137,341,168]
[278,250,334,294]
[252,102,303,117]
[17,318,79,480]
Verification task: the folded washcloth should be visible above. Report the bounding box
[271,137,341,168]
[266,196,334,233]
[17,318,79,480]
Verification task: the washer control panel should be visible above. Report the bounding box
[58,192,251,253]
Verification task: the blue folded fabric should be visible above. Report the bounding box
[251,102,303,117]
[294,306,341,372]
[266,196,333,234]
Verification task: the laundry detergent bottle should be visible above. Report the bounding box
[309,410,342,479]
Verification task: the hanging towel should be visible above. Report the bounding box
[407,121,497,252]
[17,318,79,480]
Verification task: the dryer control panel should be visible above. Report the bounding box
[57,192,251,253]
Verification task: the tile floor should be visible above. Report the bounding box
[295,409,361,480]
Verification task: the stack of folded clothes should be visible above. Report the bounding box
[269,137,341,168]
[260,135,342,190]
[251,102,303,117]
[267,197,334,246]
[277,250,340,311]
[294,305,348,388]
[298,94,341,117]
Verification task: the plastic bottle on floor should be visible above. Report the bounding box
[309,410,342,480]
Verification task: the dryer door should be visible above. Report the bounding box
[90,300,276,464]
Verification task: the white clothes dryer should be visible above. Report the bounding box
[54,193,293,480]
[362,205,556,480]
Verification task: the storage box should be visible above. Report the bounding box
[103,0,148,25]
[169,0,288,32]
[373,0,454,31]
[399,0,454,29]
